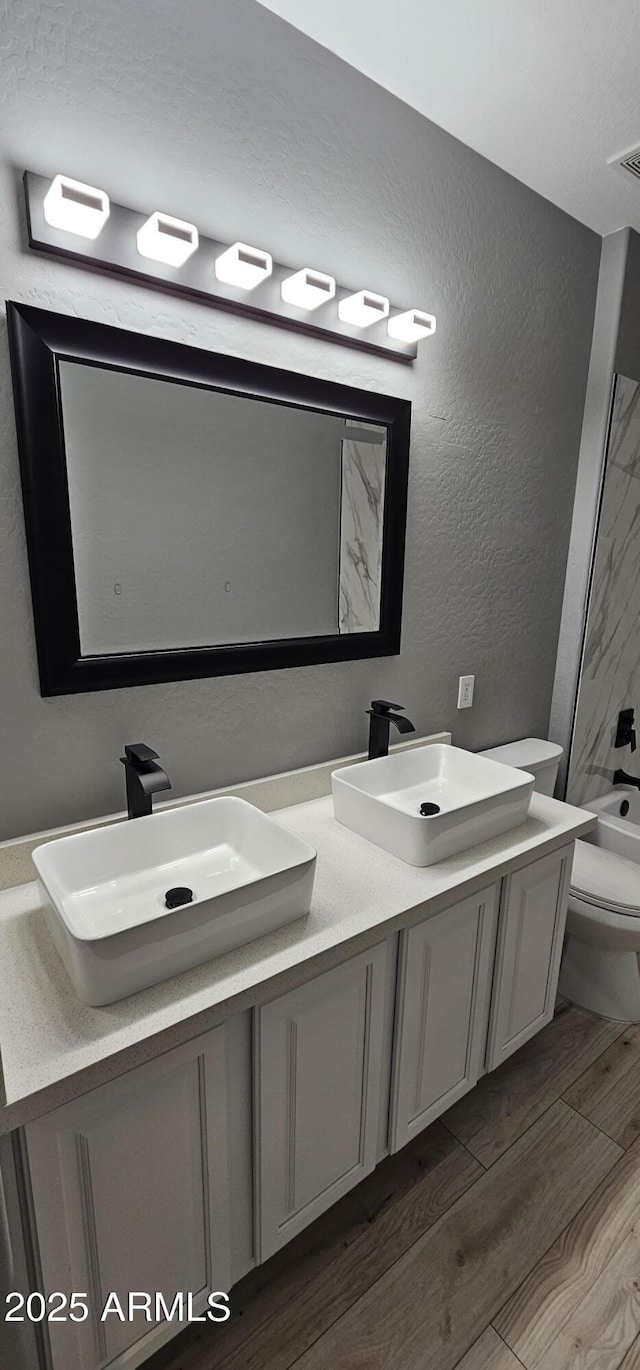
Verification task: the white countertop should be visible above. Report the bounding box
[0,791,595,1133]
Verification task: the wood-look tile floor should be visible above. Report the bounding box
[151,1002,640,1370]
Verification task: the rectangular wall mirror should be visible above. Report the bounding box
[7,302,411,694]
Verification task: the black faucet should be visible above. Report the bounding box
[366,699,415,760]
[120,743,171,819]
[613,769,640,791]
[615,708,637,752]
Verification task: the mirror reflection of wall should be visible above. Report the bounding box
[59,362,387,655]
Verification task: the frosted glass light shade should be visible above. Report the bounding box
[387,309,436,343]
[281,268,336,311]
[338,290,389,328]
[215,242,272,289]
[137,212,198,267]
[43,175,110,239]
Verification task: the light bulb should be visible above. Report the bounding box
[43,175,110,240]
[137,212,198,267]
[387,309,436,343]
[281,268,336,311]
[215,242,272,289]
[338,290,389,328]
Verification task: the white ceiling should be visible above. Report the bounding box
[257,0,640,236]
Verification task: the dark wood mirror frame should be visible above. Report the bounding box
[7,300,411,696]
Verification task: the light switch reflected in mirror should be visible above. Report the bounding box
[58,362,388,657]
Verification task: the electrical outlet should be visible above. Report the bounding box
[457,674,475,709]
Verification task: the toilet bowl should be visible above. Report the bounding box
[479,739,640,1022]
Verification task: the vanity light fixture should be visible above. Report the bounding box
[281,268,336,311]
[338,290,390,329]
[388,308,437,343]
[136,212,199,267]
[25,171,429,360]
[43,174,110,239]
[215,242,272,289]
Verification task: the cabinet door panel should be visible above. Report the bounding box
[390,885,499,1152]
[255,943,387,1260]
[485,845,573,1071]
[25,1028,230,1370]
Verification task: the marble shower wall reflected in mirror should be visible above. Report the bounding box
[568,374,640,804]
[339,420,387,633]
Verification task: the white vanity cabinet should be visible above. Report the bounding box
[24,1027,232,1370]
[18,837,578,1370]
[389,884,499,1153]
[485,844,573,1070]
[254,942,388,1260]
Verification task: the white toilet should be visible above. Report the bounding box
[480,738,640,1022]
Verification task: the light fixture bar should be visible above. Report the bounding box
[24,172,432,361]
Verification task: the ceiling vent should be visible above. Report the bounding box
[608,144,640,185]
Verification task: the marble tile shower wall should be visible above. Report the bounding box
[568,374,640,804]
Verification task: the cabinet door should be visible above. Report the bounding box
[485,844,573,1071]
[25,1028,231,1370]
[255,943,388,1260]
[389,885,499,1153]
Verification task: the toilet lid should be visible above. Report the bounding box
[480,738,563,770]
[571,840,640,915]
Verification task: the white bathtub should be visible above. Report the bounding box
[587,787,640,864]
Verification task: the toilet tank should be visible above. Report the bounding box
[478,738,564,796]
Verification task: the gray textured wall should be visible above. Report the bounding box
[0,0,600,839]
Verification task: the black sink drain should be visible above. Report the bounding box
[165,886,194,909]
[419,802,441,816]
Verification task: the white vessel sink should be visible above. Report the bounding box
[33,796,316,1006]
[332,743,534,866]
